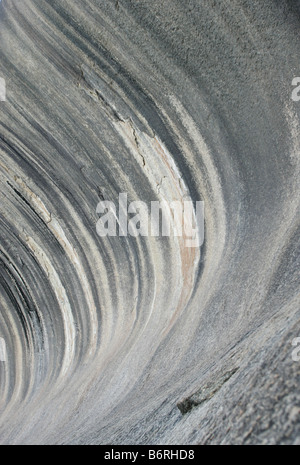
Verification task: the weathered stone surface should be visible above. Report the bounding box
[0,0,299,445]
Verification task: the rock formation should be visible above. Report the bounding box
[0,0,299,444]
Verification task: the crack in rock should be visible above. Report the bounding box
[177,368,239,415]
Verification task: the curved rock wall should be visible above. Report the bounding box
[0,0,299,444]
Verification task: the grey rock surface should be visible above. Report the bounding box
[0,0,299,445]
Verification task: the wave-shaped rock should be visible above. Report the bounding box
[0,0,299,445]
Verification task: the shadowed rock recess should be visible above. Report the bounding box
[0,0,299,445]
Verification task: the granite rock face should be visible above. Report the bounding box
[0,0,299,445]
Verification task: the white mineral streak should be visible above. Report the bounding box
[25,236,76,379]
[0,338,6,362]
[115,118,200,328]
